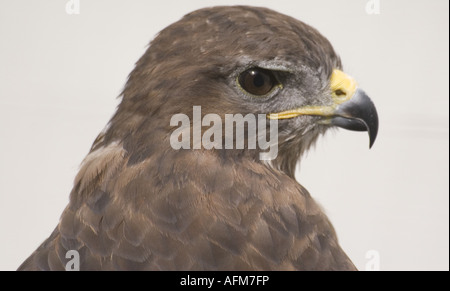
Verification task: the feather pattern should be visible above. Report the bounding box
[18,6,356,271]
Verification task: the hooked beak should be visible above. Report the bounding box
[330,88,378,148]
[267,69,379,148]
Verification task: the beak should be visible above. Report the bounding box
[330,88,378,148]
[267,69,379,148]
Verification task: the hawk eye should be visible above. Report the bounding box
[238,68,278,96]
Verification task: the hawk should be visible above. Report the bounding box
[19,6,378,271]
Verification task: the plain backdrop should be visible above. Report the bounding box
[0,0,448,271]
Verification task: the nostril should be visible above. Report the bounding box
[334,89,346,96]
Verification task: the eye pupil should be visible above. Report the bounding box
[238,68,278,96]
[253,73,265,87]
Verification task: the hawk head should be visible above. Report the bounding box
[97,5,378,177]
[19,5,380,271]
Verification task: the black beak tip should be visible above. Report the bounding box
[369,132,376,149]
[367,102,379,149]
[368,127,378,149]
[332,88,379,149]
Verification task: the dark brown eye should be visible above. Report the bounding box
[238,68,278,96]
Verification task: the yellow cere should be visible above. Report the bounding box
[329,69,358,104]
[267,69,358,120]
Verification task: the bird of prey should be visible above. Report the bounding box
[18,6,378,271]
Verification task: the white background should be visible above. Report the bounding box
[0,0,448,271]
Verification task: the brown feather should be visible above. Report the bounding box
[18,6,357,271]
